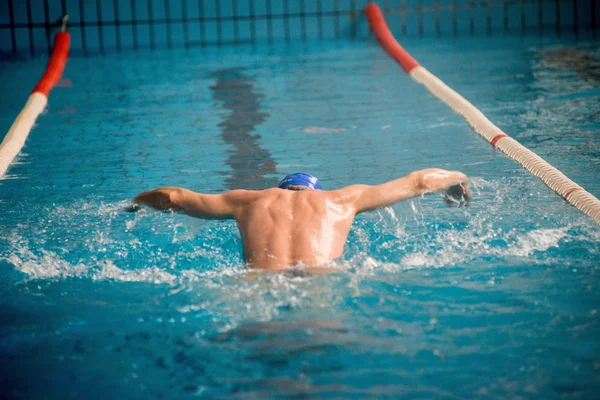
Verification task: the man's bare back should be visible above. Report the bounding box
[236,188,356,269]
[131,168,469,270]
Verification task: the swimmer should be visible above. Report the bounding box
[129,169,470,270]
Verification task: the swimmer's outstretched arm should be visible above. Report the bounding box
[338,168,469,213]
[129,187,255,219]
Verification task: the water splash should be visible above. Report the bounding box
[2,177,598,287]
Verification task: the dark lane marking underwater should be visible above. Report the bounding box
[539,47,600,85]
[210,69,279,190]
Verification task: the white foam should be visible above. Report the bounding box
[289,126,346,133]
[93,261,177,284]
[4,240,181,284]
[426,121,464,129]
[506,226,569,257]
[8,248,88,279]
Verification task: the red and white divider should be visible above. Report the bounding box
[0,20,70,177]
[365,3,600,225]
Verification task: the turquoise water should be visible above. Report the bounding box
[1,36,599,398]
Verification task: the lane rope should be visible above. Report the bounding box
[0,17,71,178]
[364,3,600,225]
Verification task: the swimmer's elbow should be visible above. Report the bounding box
[170,189,233,219]
[409,171,427,194]
[167,188,186,212]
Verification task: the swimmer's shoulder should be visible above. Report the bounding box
[238,188,285,206]
[224,189,271,206]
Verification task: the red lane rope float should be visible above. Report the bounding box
[564,187,584,200]
[364,2,600,225]
[0,26,71,177]
[364,3,419,73]
[490,134,508,147]
[32,31,70,97]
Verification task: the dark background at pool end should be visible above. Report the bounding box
[1,0,599,58]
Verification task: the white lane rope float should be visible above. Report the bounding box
[0,16,71,178]
[364,3,600,225]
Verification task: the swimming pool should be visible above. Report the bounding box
[1,34,599,398]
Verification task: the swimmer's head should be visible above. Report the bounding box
[278,173,322,191]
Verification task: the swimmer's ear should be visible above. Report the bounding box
[443,183,471,207]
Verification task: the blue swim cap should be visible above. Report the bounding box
[278,173,322,190]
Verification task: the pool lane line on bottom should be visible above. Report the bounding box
[0,18,71,178]
[364,2,600,225]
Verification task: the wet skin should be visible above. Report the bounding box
[131,168,469,270]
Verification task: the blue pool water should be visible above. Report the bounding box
[1,35,600,398]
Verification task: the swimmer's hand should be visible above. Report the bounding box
[420,169,467,192]
[126,188,181,213]
[443,183,471,207]
[419,169,470,206]
[124,203,141,212]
